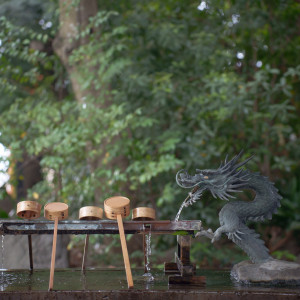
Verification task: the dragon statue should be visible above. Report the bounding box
[176,151,282,263]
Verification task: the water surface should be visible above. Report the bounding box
[0,268,299,293]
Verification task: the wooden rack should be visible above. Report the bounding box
[0,219,204,286]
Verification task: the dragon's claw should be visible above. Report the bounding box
[236,230,245,235]
[211,228,222,243]
[227,230,244,241]
[233,232,242,240]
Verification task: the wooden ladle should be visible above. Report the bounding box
[132,207,155,273]
[44,202,68,291]
[17,200,42,270]
[104,196,133,289]
[132,207,155,221]
[79,206,103,272]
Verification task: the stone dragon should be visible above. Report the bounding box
[176,151,282,263]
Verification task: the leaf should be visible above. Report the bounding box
[0,209,9,218]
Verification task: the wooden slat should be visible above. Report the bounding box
[168,275,206,286]
[164,262,180,274]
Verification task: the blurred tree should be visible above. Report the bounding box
[0,0,299,266]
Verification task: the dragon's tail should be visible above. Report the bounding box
[228,224,271,263]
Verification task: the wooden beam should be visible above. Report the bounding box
[0,220,201,235]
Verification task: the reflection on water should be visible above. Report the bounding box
[0,268,299,292]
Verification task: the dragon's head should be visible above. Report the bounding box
[176,151,253,204]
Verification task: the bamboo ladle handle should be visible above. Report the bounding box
[49,217,58,291]
[104,196,133,288]
[44,202,68,291]
[117,214,133,288]
[82,234,89,272]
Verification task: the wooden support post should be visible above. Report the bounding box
[176,235,195,276]
[165,235,194,275]
[175,253,196,276]
[167,234,206,286]
[28,234,33,271]
[177,235,191,265]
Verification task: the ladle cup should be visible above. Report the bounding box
[104,196,133,289]
[132,207,155,221]
[44,202,68,291]
[17,201,42,270]
[79,206,103,272]
[132,207,156,273]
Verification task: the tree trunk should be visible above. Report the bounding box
[53,0,131,204]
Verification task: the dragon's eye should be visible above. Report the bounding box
[204,176,209,179]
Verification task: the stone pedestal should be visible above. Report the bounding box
[231,259,300,284]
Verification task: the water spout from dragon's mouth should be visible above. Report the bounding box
[176,169,199,189]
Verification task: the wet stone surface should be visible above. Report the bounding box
[231,260,300,284]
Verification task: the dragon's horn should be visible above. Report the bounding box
[220,150,243,173]
[224,154,229,164]
[234,154,255,170]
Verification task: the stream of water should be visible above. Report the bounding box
[1,235,5,291]
[1,235,4,270]
[143,232,154,282]
[175,201,186,222]
[175,199,188,222]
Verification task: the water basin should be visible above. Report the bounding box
[0,268,299,299]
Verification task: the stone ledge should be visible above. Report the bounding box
[231,259,300,285]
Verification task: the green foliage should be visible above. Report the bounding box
[0,0,300,266]
[272,173,300,230]
[271,250,297,262]
[191,239,248,268]
[0,208,9,218]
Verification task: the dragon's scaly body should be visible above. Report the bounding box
[176,151,282,263]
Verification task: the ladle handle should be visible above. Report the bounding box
[117,214,134,288]
[81,234,89,272]
[49,217,58,291]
